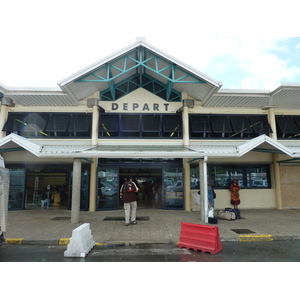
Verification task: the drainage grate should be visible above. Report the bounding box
[103,216,150,221]
[231,229,256,234]
[51,217,71,220]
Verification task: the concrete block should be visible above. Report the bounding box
[64,223,95,258]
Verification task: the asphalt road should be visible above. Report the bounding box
[1,240,300,262]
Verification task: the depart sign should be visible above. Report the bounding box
[111,102,170,111]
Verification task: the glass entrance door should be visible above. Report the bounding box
[97,168,119,210]
[163,168,184,209]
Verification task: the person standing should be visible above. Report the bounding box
[207,181,216,208]
[198,181,216,208]
[229,179,240,209]
[120,177,139,226]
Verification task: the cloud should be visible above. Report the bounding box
[195,37,300,90]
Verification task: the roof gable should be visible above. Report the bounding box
[58,39,222,102]
[0,133,41,155]
[237,134,294,157]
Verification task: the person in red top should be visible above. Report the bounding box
[120,178,139,226]
[229,179,240,209]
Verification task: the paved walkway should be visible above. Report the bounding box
[5,208,300,245]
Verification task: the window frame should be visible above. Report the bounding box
[189,114,272,139]
[99,113,182,139]
[3,112,92,138]
[190,163,271,189]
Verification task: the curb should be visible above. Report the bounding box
[238,234,274,242]
[5,235,300,245]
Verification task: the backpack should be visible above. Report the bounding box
[123,181,135,193]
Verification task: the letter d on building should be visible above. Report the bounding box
[112,103,118,110]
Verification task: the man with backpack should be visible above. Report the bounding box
[120,177,139,226]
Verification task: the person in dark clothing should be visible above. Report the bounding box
[120,177,139,226]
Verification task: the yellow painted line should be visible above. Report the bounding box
[6,238,23,244]
[58,238,70,245]
[238,234,274,242]
[95,242,105,246]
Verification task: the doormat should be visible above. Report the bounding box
[51,217,71,220]
[103,216,150,221]
[231,229,256,234]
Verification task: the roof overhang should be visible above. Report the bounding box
[0,135,297,160]
[58,39,222,103]
[237,134,294,157]
[0,84,78,107]
[0,133,41,155]
[206,82,300,109]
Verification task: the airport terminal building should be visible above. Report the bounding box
[1,38,300,220]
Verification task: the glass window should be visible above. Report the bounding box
[190,166,199,189]
[46,114,69,132]
[249,116,273,134]
[208,165,230,188]
[276,116,300,138]
[142,115,161,137]
[8,168,25,210]
[97,168,119,210]
[121,114,140,137]
[249,166,269,188]
[190,115,211,138]
[69,114,91,133]
[162,115,182,137]
[98,113,182,139]
[46,114,69,137]
[230,116,252,138]
[191,164,271,189]
[163,168,184,209]
[189,114,272,139]
[210,115,232,133]
[99,114,119,137]
[3,112,91,138]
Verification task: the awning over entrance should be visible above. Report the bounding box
[0,133,297,159]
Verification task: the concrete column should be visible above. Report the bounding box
[0,105,9,139]
[268,107,282,208]
[183,158,191,211]
[267,107,277,140]
[92,105,99,146]
[89,158,98,212]
[71,158,82,224]
[273,154,283,209]
[199,157,208,223]
[182,106,189,146]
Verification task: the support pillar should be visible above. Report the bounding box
[268,107,282,208]
[71,158,82,224]
[183,158,191,211]
[89,158,98,212]
[182,106,189,146]
[199,157,208,223]
[273,154,283,209]
[0,104,9,139]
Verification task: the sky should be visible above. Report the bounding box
[1,0,300,92]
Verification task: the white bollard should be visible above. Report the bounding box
[64,223,95,258]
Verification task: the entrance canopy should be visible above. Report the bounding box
[0,133,297,159]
